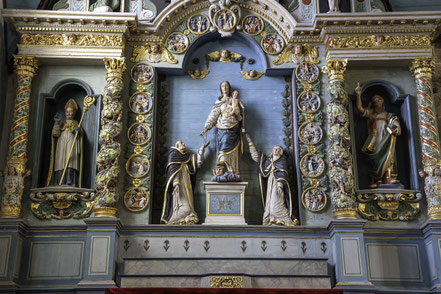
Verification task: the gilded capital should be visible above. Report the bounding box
[0,204,21,218]
[93,207,118,218]
[322,59,347,81]
[13,55,38,77]
[104,57,127,80]
[410,58,435,79]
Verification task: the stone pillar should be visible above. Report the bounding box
[322,59,357,219]
[93,58,126,218]
[78,218,121,288]
[409,58,441,220]
[328,220,374,290]
[0,55,38,218]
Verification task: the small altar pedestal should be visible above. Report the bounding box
[203,182,248,225]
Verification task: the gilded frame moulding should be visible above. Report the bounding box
[298,122,323,145]
[165,32,189,54]
[302,186,327,213]
[260,33,285,55]
[20,33,124,47]
[300,153,325,178]
[127,123,152,146]
[124,187,150,213]
[327,35,432,49]
[242,15,264,36]
[130,62,154,84]
[295,62,319,84]
[126,154,151,179]
[187,13,210,35]
[129,92,153,115]
[297,91,321,114]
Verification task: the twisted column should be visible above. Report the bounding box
[93,58,126,218]
[410,58,441,220]
[322,59,357,219]
[0,55,38,218]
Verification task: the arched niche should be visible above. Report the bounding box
[32,79,101,189]
[153,32,294,224]
[350,80,420,191]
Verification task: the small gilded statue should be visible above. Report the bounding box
[47,99,82,187]
[161,140,209,224]
[246,134,298,226]
[355,83,401,188]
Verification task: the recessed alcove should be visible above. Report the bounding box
[350,80,419,190]
[32,79,100,189]
[152,33,296,225]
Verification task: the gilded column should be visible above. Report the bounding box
[0,55,38,218]
[322,59,357,219]
[409,58,441,219]
[93,58,126,218]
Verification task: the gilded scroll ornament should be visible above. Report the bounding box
[273,44,318,65]
[240,70,263,80]
[357,191,421,221]
[186,69,210,79]
[131,43,178,64]
[94,57,126,218]
[210,276,243,288]
[30,187,95,219]
[20,33,124,47]
[328,35,432,49]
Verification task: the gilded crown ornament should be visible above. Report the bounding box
[104,57,127,80]
[322,59,347,81]
[409,58,435,79]
[13,55,39,77]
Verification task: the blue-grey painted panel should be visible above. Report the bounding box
[27,241,84,279]
[165,36,287,225]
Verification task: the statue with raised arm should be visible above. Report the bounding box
[246,134,298,226]
[200,81,243,174]
[355,83,401,188]
[161,140,209,224]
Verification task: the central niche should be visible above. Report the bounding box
[152,34,291,224]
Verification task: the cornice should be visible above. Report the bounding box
[2,9,136,35]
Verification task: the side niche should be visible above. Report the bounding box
[350,80,422,221]
[30,79,101,219]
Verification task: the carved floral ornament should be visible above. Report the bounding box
[328,35,432,49]
[20,33,124,47]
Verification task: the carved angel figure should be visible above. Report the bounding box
[207,49,243,63]
[273,44,318,65]
[240,70,264,80]
[131,43,177,64]
[186,69,210,79]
